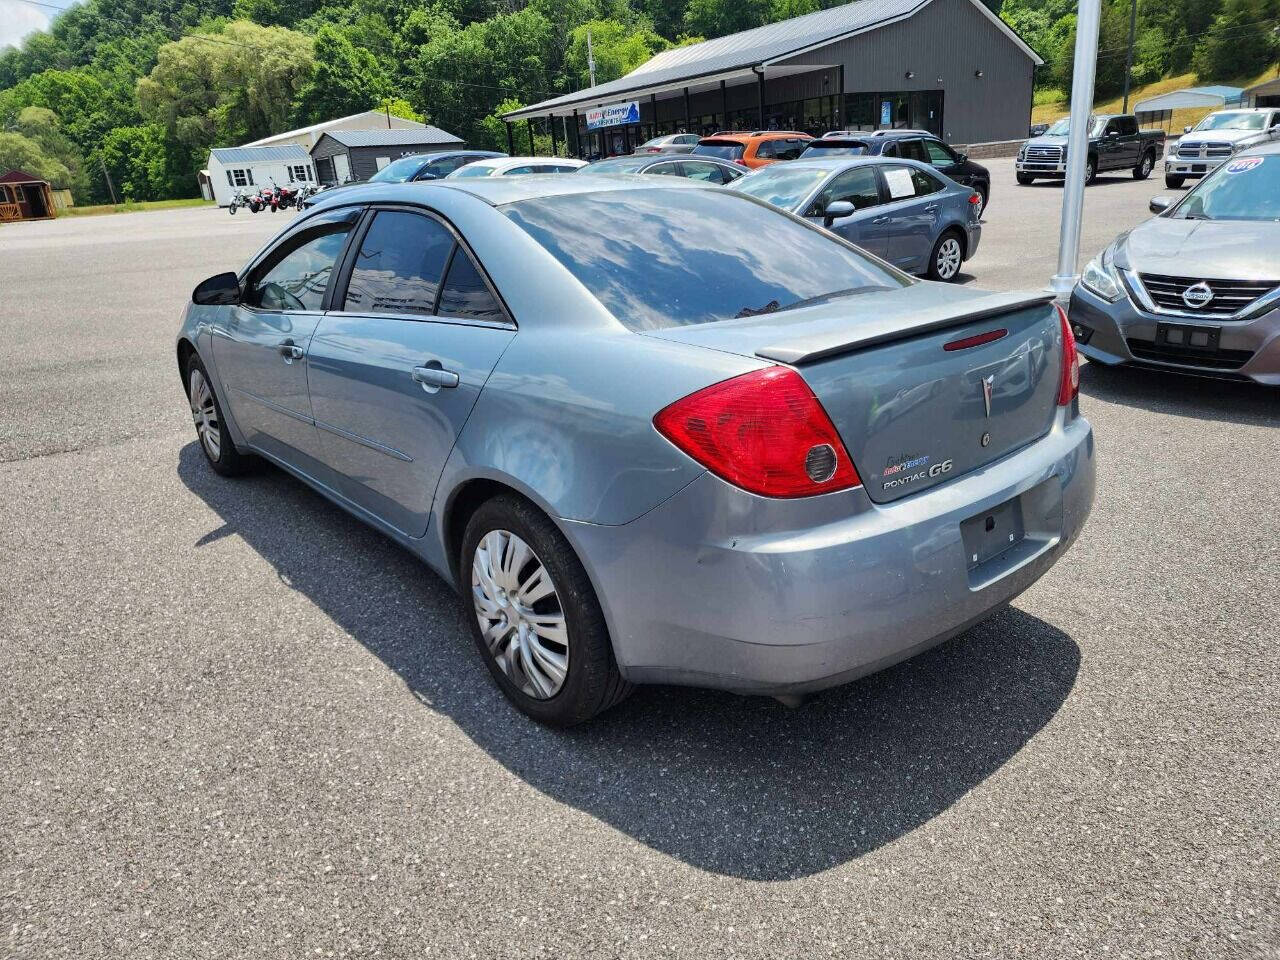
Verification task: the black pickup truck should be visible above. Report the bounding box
[1015,114,1165,185]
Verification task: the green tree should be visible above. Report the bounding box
[12,106,90,198]
[1193,0,1278,79]
[565,19,671,87]
[375,96,425,122]
[97,123,170,200]
[137,20,314,149]
[683,0,772,37]
[0,132,73,188]
[292,24,389,124]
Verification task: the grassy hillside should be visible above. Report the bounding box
[1032,66,1280,131]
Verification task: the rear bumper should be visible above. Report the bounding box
[565,411,1094,695]
[1068,285,1280,384]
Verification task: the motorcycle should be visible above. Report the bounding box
[228,189,247,214]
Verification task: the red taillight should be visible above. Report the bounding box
[968,192,982,205]
[944,328,1007,351]
[653,366,861,498]
[1055,303,1079,405]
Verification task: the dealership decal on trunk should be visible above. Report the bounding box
[881,455,953,490]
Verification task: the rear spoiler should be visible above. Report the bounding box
[755,291,1055,365]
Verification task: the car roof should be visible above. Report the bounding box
[465,156,586,171]
[308,173,712,209]
[750,155,930,171]
[699,130,811,144]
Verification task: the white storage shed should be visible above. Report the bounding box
[204,145,316,207]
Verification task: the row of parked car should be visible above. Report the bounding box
[304,128,992,283]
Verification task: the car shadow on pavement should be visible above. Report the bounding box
[178,442,1080,881]
[1080,361,1280,427]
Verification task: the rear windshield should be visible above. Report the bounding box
[692,141,745,161]
[503,188,906,330]
[369,155,424,183]
[583,156,652,173]
[800,142,869,158]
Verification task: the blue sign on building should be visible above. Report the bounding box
[586,101,641,130]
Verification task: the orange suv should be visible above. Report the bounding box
[690,131,813,169]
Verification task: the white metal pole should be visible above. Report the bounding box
[1050,0,1102,298]
[587,28,596,87]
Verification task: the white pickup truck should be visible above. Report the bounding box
[1165,107,1280,188]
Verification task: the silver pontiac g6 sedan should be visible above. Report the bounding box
[178,175,1093,725]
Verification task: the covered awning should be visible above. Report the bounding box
[1244,77,1280,102]
[1133,86,1245,114]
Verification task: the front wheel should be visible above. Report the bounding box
[186,353,253,477]
[462,494,631,726]
[1164,174,1184,189]
[1016,172,1035,185]
[1133,151,1154,179]
[927,230,964,282]
[229,202,238,215]
[1084,157,1097,185]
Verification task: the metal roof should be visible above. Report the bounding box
[209,145,310,165]
[1133,86,1246,113]
[318,127,464,148]
[243,110,427,147]
[505,0,1041,120]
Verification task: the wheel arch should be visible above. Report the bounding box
[177,337,197,396]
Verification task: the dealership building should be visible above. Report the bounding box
[504,0,1042,156]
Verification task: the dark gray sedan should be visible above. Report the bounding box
[580,153,748,184]
[730,157,982,281]
[1069,142,1280,384]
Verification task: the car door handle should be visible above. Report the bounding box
[871,215,891,224]
[278,340,304,362]
[412,365,460,390]
[924,204,939,212]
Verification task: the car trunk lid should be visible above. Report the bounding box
[644,285,1062,504]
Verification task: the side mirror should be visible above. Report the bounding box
[415,172,439,181]
[193,271,241,306]
[1183,125,1193,134]
[823,200,855,227]
[1148,195,1173,215]
[956,152,968,163]
[1270,124,1280,135]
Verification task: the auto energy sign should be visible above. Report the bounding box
[586,102,640,130]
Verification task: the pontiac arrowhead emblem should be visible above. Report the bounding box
[981,374,994,418]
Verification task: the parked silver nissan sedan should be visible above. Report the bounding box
[1070,143,1280,384]
[178,176,1094,725]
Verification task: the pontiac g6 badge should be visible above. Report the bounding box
[981,374,995,418]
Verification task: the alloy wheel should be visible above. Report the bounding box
[471,529,569,700]
[189,368,221,461]
[935,237,962,280]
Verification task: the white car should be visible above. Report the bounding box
[445,156,588,179]
[1165,108,1280,188]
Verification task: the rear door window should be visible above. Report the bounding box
[755,140,778,160]
[437,248,505,323]
[680,161,736,184]
[647,161,684,177]
[909,167,945,195]
[896,139,929,162]
[775,138,809,160]
[344,210,455,316]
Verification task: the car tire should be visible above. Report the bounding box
[1084,157,1097,184]
[1164,174,1184,189]
[974,185,988,218]
[927,229,965,282]
[1133,151,1154,180]
[186,352,253,477]
[1016,172,1035,185]
[461,494,632,727]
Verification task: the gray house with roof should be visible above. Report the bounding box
[505,0,1041,156]
[310,127,467,184]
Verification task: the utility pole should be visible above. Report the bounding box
[587,27,596,87]
[1050,0,1102,298]
[386,101,392,128]
[100,159,117,205]
[1121,0,1138,113]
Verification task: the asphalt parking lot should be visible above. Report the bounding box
[2,159,1277,958]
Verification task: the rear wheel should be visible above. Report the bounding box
[927,230,964,282]
[1164,174,1184,189]
[1133,151,1154,179]
[1016,172,1035,185]
[462,494,631,726]
[973,185,988,218]
[186,353,252,476]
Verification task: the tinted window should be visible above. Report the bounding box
[344,211,454,316]
[924,140,956,166]
[504,188,907,331]
[419,156,468,178]
[800,142,869,158]
[248,226,351,312]
[450,165,495,179]
[777,138,809,160]
[909,167,944,195]
[647,162,684,177]
[506,165,536,175]
[755,140,778,159]
[896,139,929,162]
[437,248,505,322]
[808,166,881,215]
[692,142,746,161]
[680,161,736,184]
[1117,117,1138,136]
